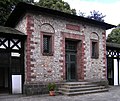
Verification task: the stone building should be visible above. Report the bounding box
[1,2,115,94]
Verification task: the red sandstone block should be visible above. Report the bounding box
[27,41,31,45]
[27,29,34,32]
[27,72,31,76]
[26,32,32,36]
[28,17,34,20]
[26,56,30,60]
[26,59,30,63]
[27,48,31,51]
[28,23,34,27]
[66,24,80,31]
[30,75,36,78]
[26,64,30,68]
[26,78,31,82]
[30,70,34,72]
[59,69,63,72]
[27,17,34,22]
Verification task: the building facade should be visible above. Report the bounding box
[2,2,115,94]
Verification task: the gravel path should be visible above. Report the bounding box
[0,86,120,101]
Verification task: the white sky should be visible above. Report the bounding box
[63,0,120,36]
[64,0,119,25]
[35,0,119,35]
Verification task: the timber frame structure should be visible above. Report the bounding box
[0,26,26,93]
[106,42,120,85]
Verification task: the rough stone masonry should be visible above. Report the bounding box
[15,9,107,95]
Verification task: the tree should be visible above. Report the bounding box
[79,10,86,17]
[0,0,76,25]
[0,0,34,26]
[87,10,106,22]
[24,0,34,3]
[36,0,76,15]
[78,10,106,22]
[0,0,21,25]
[107,24,120,44]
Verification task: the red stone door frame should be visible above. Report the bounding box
[61,32,85,81]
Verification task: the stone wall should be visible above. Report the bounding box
[33,13,106,82]
[16,12,107,94]
[23,82,61,95]
[15,16,27,34]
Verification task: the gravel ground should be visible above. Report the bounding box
[0,86,120,101]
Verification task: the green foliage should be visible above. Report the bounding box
[36,0,76,15]
[0,0,33,26]
[48,83,56,91]
[0,0,76,26]
[0,0,22,25]
[107,26,120,44]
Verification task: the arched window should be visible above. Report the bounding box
[40,23,54,56]
[90,32,99,59]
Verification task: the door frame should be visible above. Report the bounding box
[65,40,77,81]
[61,32,85,81]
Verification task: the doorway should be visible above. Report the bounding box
[65,41,77,81]
[0,68,9,93]
[0,37,25,94]
[107,58,114,85]
[0,51,9,93]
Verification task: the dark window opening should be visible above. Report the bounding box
[43,35,51,54]
[91,41,98,58]
[65,41,77,52]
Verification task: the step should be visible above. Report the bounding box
[59,82,108,96]
[62,84,98,89]
[59,88,108,96]
[62,82,92,86]
[59,86,105,92]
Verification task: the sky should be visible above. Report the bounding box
[63,0,120,35]
[63,0,120,25]
[35,0,120,35]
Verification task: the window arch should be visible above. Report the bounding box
[40,23,55,56]
[40,23,55,33]
[90,32,99,59]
